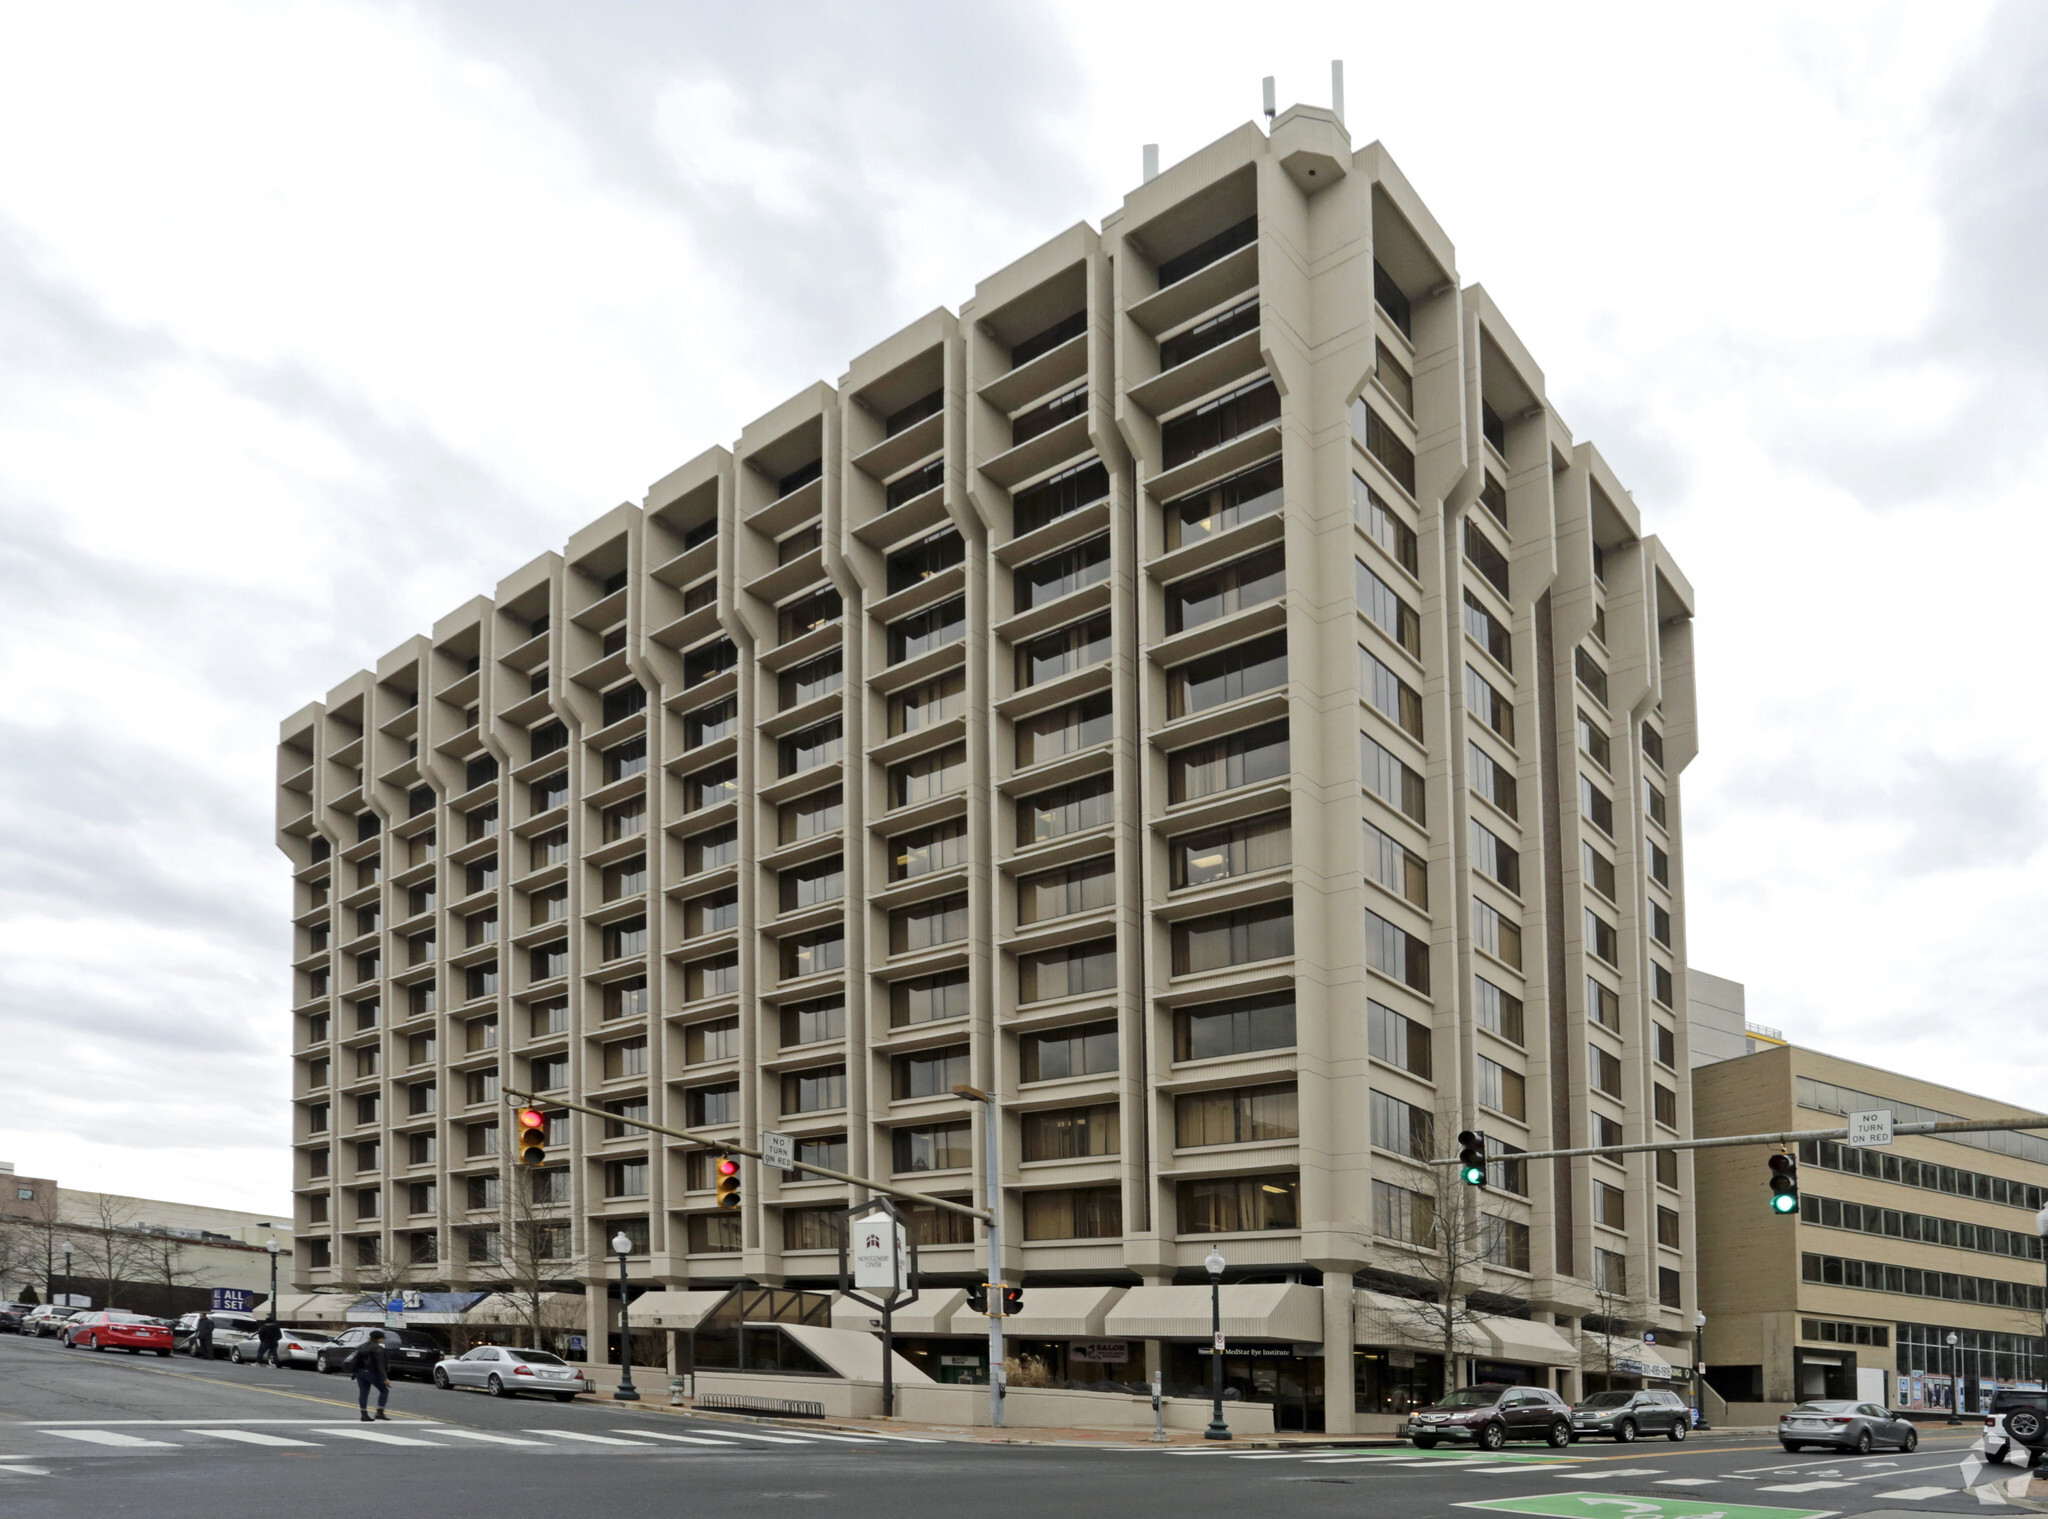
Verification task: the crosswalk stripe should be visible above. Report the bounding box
[691,1430,810,1445]
[433,1429,551,1446]
[630,1432,742,1447]
[769,1431,888,1444]
[1656,1479,1722,1486]
[325,1429,449,1447]
[190,1430,320,1448]
[529,1431,657,1447]
[1553,1468,1664,1478]
[0,1465,51,1477]
[1758,1481,1856,1492]
[1305,1456,1427,1465]
[50,1431,178,1449]
[1473,1465,1578,1474]
[1874,1488,1954,1500]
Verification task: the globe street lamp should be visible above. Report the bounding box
[1204,1249,1230,1442]
[1693,1310,1711,1431]
[1946,1331,1960,1425]
[266,1237,281,1323]
[611,1231,640,1403]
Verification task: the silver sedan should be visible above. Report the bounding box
[229,1328,335,1368]
[1779,1399,1920,1453]
[431,1345,588,1401]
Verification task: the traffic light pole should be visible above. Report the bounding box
[955,1083,1005,1429]
[1429,1113,2048,1170]
[501,1088,992,1223]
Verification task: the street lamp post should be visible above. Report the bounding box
[1204,1249,1231,1442]
[266,1237,281,1323]
[611,1232,640,1403]
[2035,1208,2048,1391]
[1693,1310,1711,1431]
[59,1241,74,1309]
[1947,1331,1960,1425]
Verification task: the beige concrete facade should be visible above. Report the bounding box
[1694,1044,2048,1421]
[276,109,1700,1430]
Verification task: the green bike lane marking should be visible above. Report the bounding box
[1459,1493,1837,1519]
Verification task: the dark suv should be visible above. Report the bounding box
[1407,1384,1573,1450]
[1571,1387,1691,1442]
[315,1327,444,1382]
[1987,1389,2048,1464]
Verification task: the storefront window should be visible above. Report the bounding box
[1355,1348,1445,1414]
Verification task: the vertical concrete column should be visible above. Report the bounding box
[1322,1276,1356,1434]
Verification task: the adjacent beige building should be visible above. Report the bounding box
[277,105,1701,1430]
[1695,1044,2048,1422]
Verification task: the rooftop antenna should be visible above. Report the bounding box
[1262,76,1276,123]
[1143,143,1159,183]
[1331,60,1345,124]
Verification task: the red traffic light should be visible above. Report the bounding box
[717,1158,739,1177]
[516,1107,546,1131]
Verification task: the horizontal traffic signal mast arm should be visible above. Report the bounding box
[1429,1113,2048,1169]
[501,1086,993,1223]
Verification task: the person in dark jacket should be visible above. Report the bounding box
[255,1319,283,1367]
[352,1330,392,1420]
[193,1313,214,1359]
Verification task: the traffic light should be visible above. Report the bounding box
[515,1108,548,1167]
[1457,1130,1487,1187]
[714,1154,742,1211]
[1768,1151,1799,1214]
[999,1286,1023,1317]
[965,1282,989,1315]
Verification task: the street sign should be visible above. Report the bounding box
[1071,1340,1128,1364]
[1213,1332,1226,1351]
[852,1216,904,1291]
[1461,1494,1839,1519]
[55,1293,91,1308]
[1848,1109,1895,1147]
[761,1129,795,1173]
[568,1335,586,1354]
[211,1288,257,1314]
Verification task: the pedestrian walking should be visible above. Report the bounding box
[255,1319,283,1368]
[349,1329,392,1421]
[193,1312,214,1360]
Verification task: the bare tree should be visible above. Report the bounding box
[1579,1254,1646,1391]
[127,1231,203,1321]
[465,1163,579,1351]
[2,1188,68,1302]
[68,1193,150,1310]
[1361,1150,1528,1386]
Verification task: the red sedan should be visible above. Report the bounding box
[65,1311,174,1355]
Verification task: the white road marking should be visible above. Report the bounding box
[325,1428,448,1447]
[189,1430,320,1447]
[1545,1467,1663,1478]
[1304,1456,1437,1465]
[431,1429,551,1446]
[1759,1480,1858,1492]
[31,1419,406,1426]
[688,1429,810,1445]
[1873,1488,1956,1500]
[765,1431,888,1444]
[630,1431,743,1446]
[531,1430,657,1447]
[0,1465,51,1477]
[1655,1479,1722,1486]
[48,1430,178,1448]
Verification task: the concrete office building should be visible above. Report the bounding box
[1685,968,1787,1068]
[1694,1045,2048,1423]
[277,104,1700,1431]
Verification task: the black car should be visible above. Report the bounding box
[1406,1384,1573,1450]
[0,1303,33,1333]
[1571,1388,1691,1442]
[316,1327,444,1381]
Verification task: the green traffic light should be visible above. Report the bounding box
[1461,1163,1486,1186]
[1770,1191,1799,1214]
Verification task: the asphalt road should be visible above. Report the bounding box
[0,1331,2029,1519]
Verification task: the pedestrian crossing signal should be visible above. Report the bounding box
[965,1283,989,1314]
[714,1155,742,1211]
[516,1108,547,1167]
[1768,1151,1799,1214]
[1457,1130,1487,1187]
[999,1286,1023,1317]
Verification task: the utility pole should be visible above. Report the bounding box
[956,1083,1004,1428]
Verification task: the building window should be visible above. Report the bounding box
[602,1037,648,1081]
[1463,590,1511,670]
[1654,1024,1677,1069]
[1464,665,1513,746]
[1575,646,1609,707]
[1352,473,1419,574]
[1169,722,1288,804]
[782,1208,847,1253]
[890,671,967,737]
[602,977,649,1022]
[1474,898,1522,970]
[1177,1173,1299,1235]
[780,927,846,980]
[1646,780,1668,828]
[1590,1043,1623,1098]
[1174,993,1295,1063]
[890,893,969,954]
[603,736,647,783]
[1166,459,1282,549]
[1016,693,1112,768]
[890,821,967,883]
[1656,1149,1680,1189]
[684,1017,740,1064]
[1373,1180,1434,1246]
[892,1045,970,1099]
[1469,741,1517,820]
[1578,709,1610,771]
[1370,1091,1433,1160]
[1651,901,1672,947]
[687,1083,740,1127]
[1358,560,1421,656]
[1654,1083,1679,1130]
[1018,774,1114,845]
[1475,977,1524,1046]
[889,745,966,808]
[1176,1083,1298,1147]
[1171,632,1287,718]
[1021,1106,1120,1161]
[894,1122,975,1172]
[889,970,969,1027]
[779,855,846,913]
[1476,1056,1526,1121]
[1018,940,1115,1004]
[1470,820,1520,894]
[683,889,739,937]
[1365,820,1428,907]
[1595,1249,1627,1295]
[1642,722,1666,767]
[602,917,648,961]
[1464,518,1510,597]
[1017,858,1114,925]
[1014,459,1109,537]
[1020,1022,1117,1082]
[1165,377,1279,469]
[781,1065,847,1114]
[888,526,964,591]
[1368,1000,1432,1077]
[1364,650,1425,741]
[1592,1179,1625,1229]
[1658,1206,1682,1249]
[1173,902,1294,975]
[1170,545,1286,634]
[1585,909,1618,966]
[1587,976,1620,1030]
[779,786,843,845]
[1172,813,1290,890]
[684,698,738,750]
[779,719,843,777]
[683,765,736,814]
[778,586,842,645]
[1364,909,1430,991]
[1017,613,1109,688]
[1024,1187,1125,1241]
[688,1213,743,1254]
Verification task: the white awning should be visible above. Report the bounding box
[270,1293,350,1323]
[1481,1317,1580,1368]
[999,1285,1127,1339]
[1585,1333,1681,1380]
[830,1289,965,1336]
[461,1291,586,1327]
[1104,1283,1323,1343]
[1354,1291,1487,1354]
[627,1291,732,1331]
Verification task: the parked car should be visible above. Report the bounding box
[231,1327,335,1368]
[62,1311,174,1356]
[171,1311,261,1358]
[23,1306,82,1338]
[1571,1388,1692,1442]
[1988,1389,2048,1463]
[1406,1384,1573,1450]
[0,1303,34,1333]
[1779,1399,1920,1453]
[431,1345,588,1401]
[315,1327,444,1381]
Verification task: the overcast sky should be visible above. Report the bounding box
[3,2,2044,1215]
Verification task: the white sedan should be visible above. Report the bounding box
[431,1345,588,1401]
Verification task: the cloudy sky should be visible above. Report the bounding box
[3,2,2044,1215]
